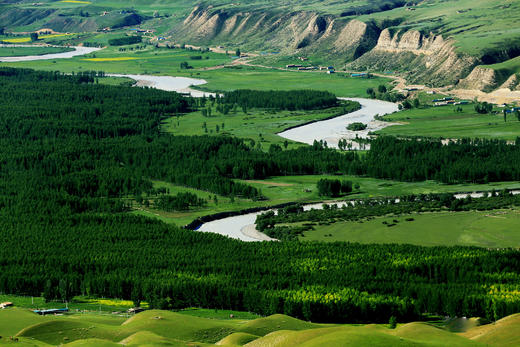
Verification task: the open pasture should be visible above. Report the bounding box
[300,208,520,247]
[134,175,520,227]
[0,46,74,57]
[0,307,518,346]
[377,103,520,140]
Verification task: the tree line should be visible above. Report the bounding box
[1,67,520,324]
[255,190,520,240]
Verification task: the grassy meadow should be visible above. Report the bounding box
[193,67,390,97]
[300,208,520,247]
[0,46,74,57]
[132,175,520,227]
[0,43,389,97]
[164,104,354,149]
[0,306,518,346]
[377,103,520,140]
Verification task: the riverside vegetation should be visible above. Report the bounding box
[0,67,520,327]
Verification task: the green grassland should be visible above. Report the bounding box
[132,175,520,227]
[164,104,353,149]
[192,68,390,97]
[1,306,519,346]
[377,103,520,140]
[0,46,74,57]
[484,57,520,80]
[0,44,389,97]
[299,208,520,247]
[357,0,520,56]
[0,45,232,73]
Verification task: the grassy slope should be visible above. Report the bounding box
[484,56,520,79]
[377,103,520,140]
[3,307,520,346]
[357,0,520,56]
[3,0,520,58]
[300,208,520,248]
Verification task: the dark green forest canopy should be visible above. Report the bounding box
[221,89,338,110]
[1,67,520,324]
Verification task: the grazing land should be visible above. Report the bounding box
[164,102,359,149]
[0,46,74,57]
[377,103,520,140]
[0,307,519,346]
[301,208,520,247]
[1,0,520,342]
[0,45,390,97]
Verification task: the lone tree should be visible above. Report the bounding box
[235,48,241,57]
[0,27,4,36]
[30,32,38,41]
[516,110,520,122]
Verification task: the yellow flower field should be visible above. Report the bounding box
[82,57,139,62]
[1,34,74,43]
[60,0,92,3]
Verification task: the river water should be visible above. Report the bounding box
[106,74,214,97]
[277,97,399,149]
[5,48,515,242]
[0,45,101,62]
[199,190,520,242]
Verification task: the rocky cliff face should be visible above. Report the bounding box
[457,66,499,92]
[349,29,478,86]
[177,6,494,88]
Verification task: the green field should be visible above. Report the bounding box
[377,103,520,140]
[0,49,389,97]
[164,103,356,149]
[133,175,520,227]
[0,46,74,57]
[300,208,520,247]
[0,45,232,73]
[193,67,390,97]
[0,306,518,346]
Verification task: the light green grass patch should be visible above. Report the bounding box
[377,104,520,140]
[300,208,520,248]
[164,104,352,149]
[0,46,74,57]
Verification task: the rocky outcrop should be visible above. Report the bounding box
[176,6,485,88]
[334,19,380,59]
[350,29,478,86]
[499,73,519,91]
[457,66,498,92]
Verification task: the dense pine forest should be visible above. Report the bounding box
[1,67,520,324]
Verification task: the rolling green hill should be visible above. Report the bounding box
[2,307,520,347]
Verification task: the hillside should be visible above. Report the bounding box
[2,308,520,346]
[1,0,519,89]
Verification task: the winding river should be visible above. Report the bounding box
[0,45,101,62]
[5,48,515,242]
[106,74,214,97]
[278,97,399,149]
